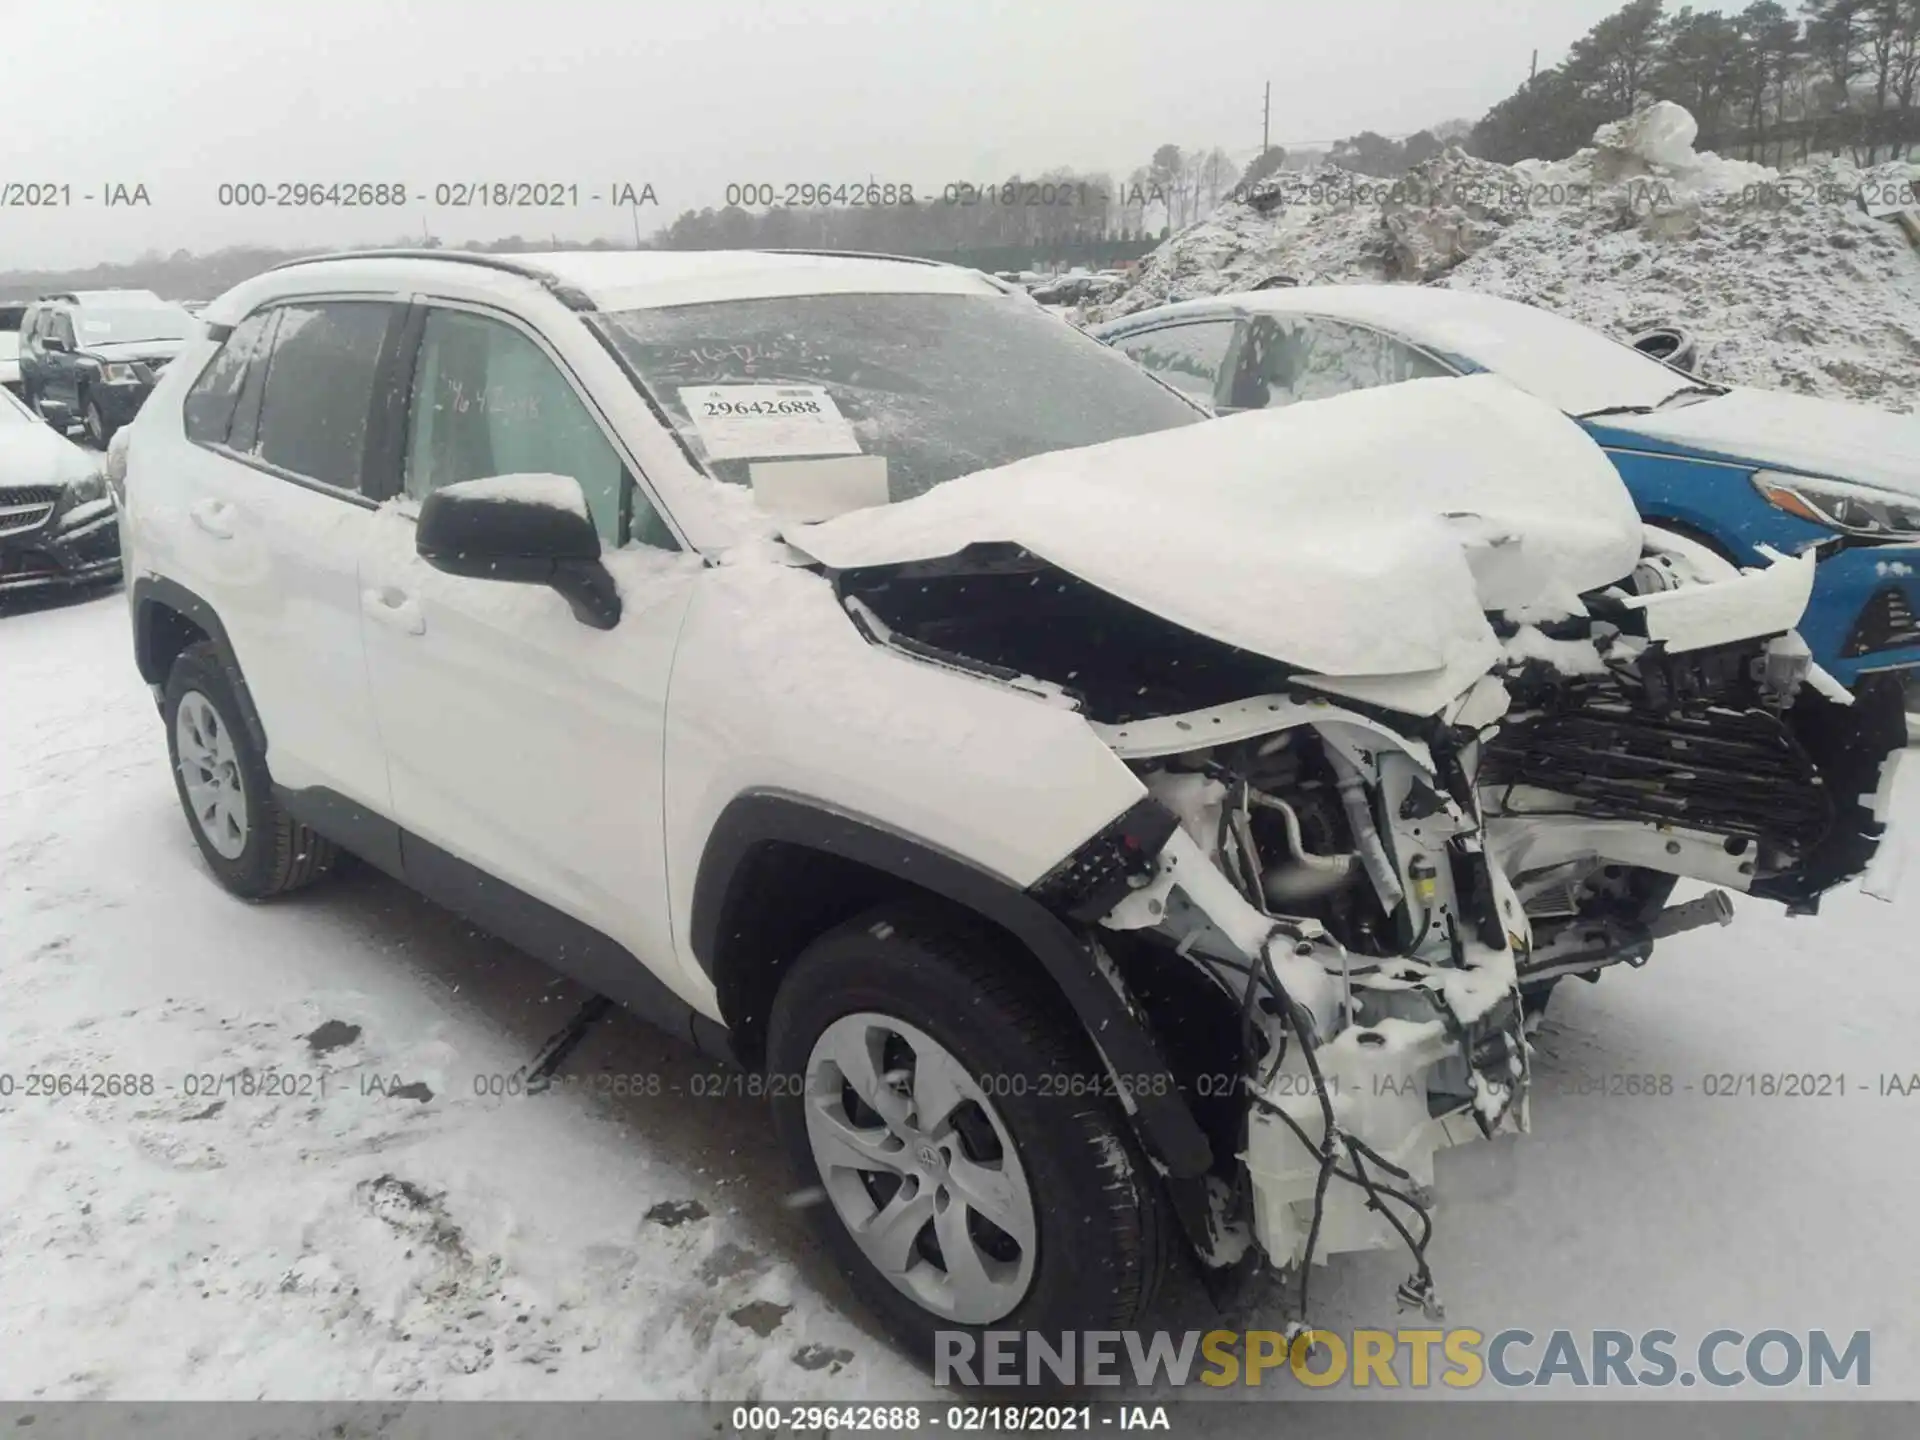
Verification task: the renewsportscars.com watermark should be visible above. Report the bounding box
[935,1327,1872,1390]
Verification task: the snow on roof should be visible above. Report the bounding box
[219,250,999,322]
[1108,284,1685,415]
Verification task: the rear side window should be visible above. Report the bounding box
[183,310,275,445]
[1111,319,1239,405]
[1252,315,1454,408]
[252,303,395,492]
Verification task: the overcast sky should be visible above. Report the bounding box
[4,0,1658,269]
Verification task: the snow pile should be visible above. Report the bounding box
[1101,101,1920,410]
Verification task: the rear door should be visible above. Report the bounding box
[163,298,404,812]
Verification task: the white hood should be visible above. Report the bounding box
[1614,388,1920,496]
[0,418,97,489]
[790,375,1644,685]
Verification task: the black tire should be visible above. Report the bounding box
[767,902,1169,1372]
[83,393,111,449]
[162,640,337,899]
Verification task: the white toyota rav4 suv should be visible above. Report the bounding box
[119,248,1898,1364]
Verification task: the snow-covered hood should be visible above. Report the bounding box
[77,337,190,363]
[0,419,98,488]
[790,375,1644,684]
[1605,388,1920,497]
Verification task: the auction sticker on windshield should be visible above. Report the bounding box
[678,383,861,460]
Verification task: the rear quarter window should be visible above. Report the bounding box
[183,311,275,446]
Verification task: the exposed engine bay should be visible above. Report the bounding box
[833,532,1908,1321]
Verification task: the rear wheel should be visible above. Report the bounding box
[163,641,336,898]
[767,903,1169,1367]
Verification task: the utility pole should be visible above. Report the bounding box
[1263,81,1271,154]
[1530,49,1538,81]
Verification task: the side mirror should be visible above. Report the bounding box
[415,473,622,630]
[42,336,69,353]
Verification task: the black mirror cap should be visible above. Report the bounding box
[416,474,602,571]
[415,474,621,629]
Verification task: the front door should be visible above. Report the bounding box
[354,302,700,1000]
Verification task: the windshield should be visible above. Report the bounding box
[595,292,1203,503]
[1404,296,1702,415]
[72,305,197,347]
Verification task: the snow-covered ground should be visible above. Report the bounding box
[4,582,1919,1406]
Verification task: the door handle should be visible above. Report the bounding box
[188,498,235,539]
[361,585,425,636]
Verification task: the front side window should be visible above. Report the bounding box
[1250,315,1453,408]
[183,310,274,446]
[251,302,395,492]
[50,312,75,348]
[1110,319,1239,405]
[595,292,1203,506]
[403,308,656,546]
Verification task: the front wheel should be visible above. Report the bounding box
[83,395,111,449]
[766,904,1169,1367]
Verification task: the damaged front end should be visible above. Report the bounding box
[801,377,1907,1321]
[1480,536,1910,1003]
[837,543,1534,1316]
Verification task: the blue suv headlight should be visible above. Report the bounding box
[1752,470,1920,540]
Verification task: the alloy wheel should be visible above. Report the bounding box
[803,1011,1038,1325]
[175,690,249,860]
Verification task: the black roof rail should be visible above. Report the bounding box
[264,248,597,310]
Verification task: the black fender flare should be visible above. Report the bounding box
[130,574,269,757]
[689,790,1215,1180]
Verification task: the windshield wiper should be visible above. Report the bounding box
[1576,382,1727,421]
[1652,382,1727,408]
